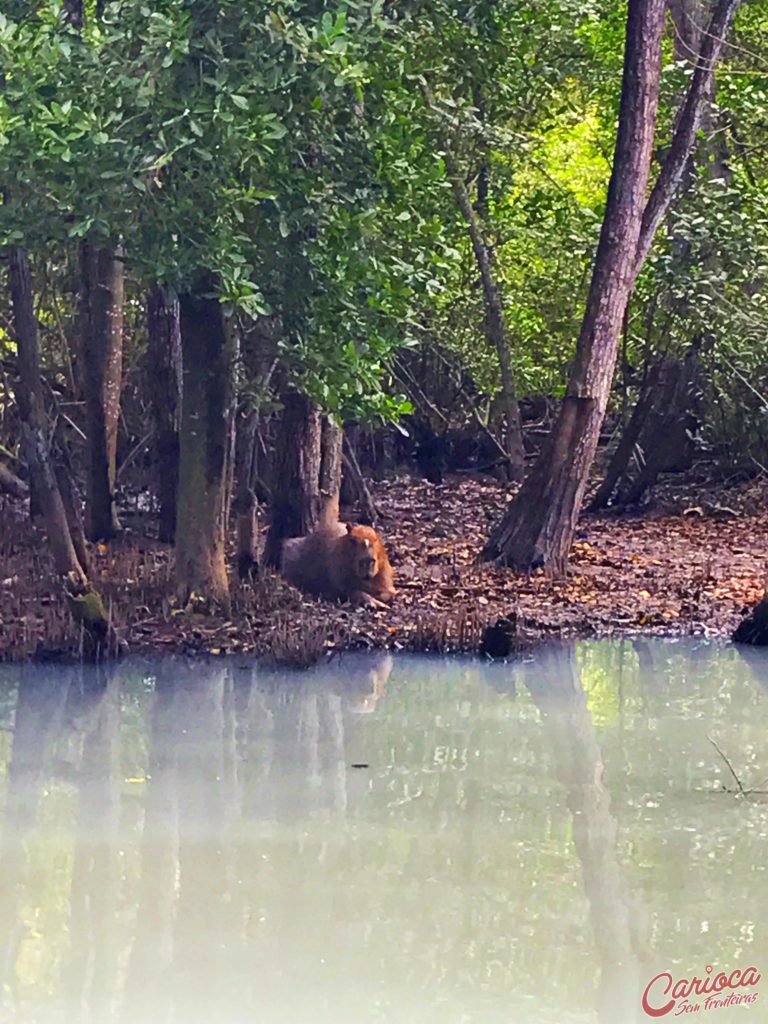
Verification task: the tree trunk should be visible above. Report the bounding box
[617,345,700,505]
[262,393,321,568]
[484,0,739,572]
[10,247,87,580]
[80,242,124,541]
[146,285,182,543]
[0,463,28,500]
[9,247,111,655]
[589,361,662,510]
[262,393,343,568]
[484,0,665,570]
[635,0,742,270]
[234,405,259,580]
[422,82,525,481]
[174,279,235,612]
[319,417,343,524]
[53,437,90,574]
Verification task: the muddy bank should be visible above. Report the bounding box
[1,474,765,663]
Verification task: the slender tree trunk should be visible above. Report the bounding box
[635,0,741,269]
[589,361,662,510]
[146,285,182,543]
[80,242,124,540]
[484,0,739,572]
[10,247,86,580]
[53,439,90,574]
[422,82,525,482]
[262,393,343,568]
[484,0,665,570]
[234,404,259,580]
[174,279,235,612]
[319,417,343,524]
[232,314,282,580]
[9,247,111,653]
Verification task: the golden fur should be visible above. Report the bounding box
[282,522,395,608]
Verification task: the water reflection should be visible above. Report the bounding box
[0,641,764,1024]
[522,647,645,1023]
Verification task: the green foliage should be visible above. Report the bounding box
[0,0,766,438]
[0,1,422,420]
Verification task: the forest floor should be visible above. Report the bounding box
[1,467,766,663]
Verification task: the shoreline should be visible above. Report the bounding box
[2,473,764,665]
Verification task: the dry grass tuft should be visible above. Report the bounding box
[411,604,487,654]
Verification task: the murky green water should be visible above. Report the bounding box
[0,640,765,1024]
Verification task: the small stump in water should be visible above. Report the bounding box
[733,596,768,646]
[480,614,520,659]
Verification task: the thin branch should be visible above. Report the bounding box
[718,354,768,410]
[681,4,768,70]
[708,735,746,795]
[635,0,743,271]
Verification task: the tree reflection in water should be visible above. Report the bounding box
[522,646,647,1024]
[0,642,764,1024]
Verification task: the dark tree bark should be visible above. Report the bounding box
[0,463,27,500]
[62,0,83,28]
[373,427,397,481]
[484,0,740,572]
[589,361,663,511]
[80,242,124,541]
[733,595,768,646]
[263,393,321,568]
[232,314,280,580]
[422,82,525,482]
[262,393,343,568]
[668,0,706,64]
[592,341,701,510]
[617,346,700,505]
[146,285,182,543]
[9,247,110,654]
[174,279,235,612]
